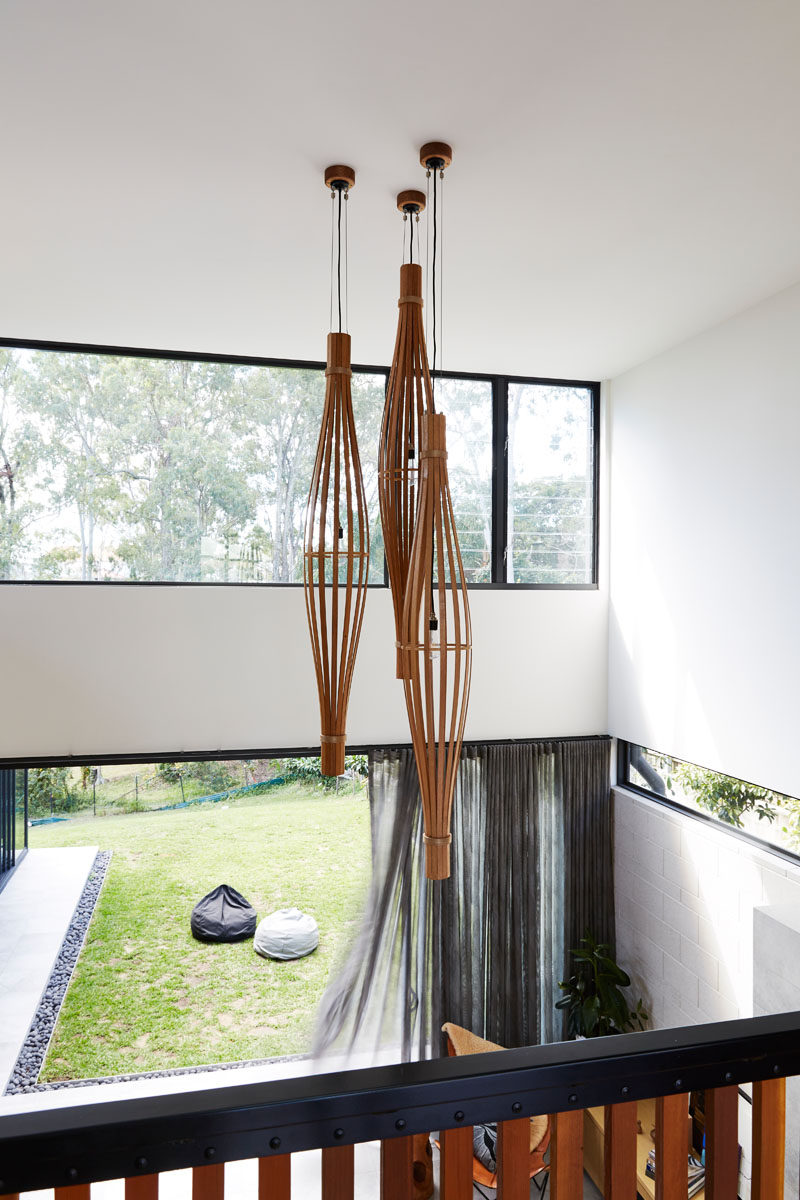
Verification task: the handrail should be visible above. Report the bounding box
[1,1009,799,1194]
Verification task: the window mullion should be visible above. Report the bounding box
[491,377,509,584]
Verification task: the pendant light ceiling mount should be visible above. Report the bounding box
[419,141,453,173]
[397,189,426,216]
[324,164,356,192]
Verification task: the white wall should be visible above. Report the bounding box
[614,786,800,1199]
[0,585,608,759]
[608,281,800,798]
[613,787,800,1031]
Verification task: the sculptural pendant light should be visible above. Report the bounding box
[304,165,369,776]
[378,187,432,678]
[401,411,472,880]
[393,141,471,880]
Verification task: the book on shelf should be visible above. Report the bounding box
[645,1148,705,1197]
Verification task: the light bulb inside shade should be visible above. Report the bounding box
[428,614,439,661]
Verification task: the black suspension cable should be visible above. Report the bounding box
[439,172,444,378]
[329,190,335,332]
[432,167,438,378]
[337,188,343,334]
[425,172,431,352]
[410,211,414,264]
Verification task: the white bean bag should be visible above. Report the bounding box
[254,907,319,960]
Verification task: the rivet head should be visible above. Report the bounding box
[135,1156,149,1170]
[674,1079,683,1089]
[269,1137,281,1150]
[67,1168,79,1181]
[333,1128,345,1140]
[725,1072,733,1083]
[395,1118,407,1130]
[621,1086,630,1097]
[568,1094,578,1104]
[454,1110,465,1122]
[204,1147,217,1160]
[773,1065,781,1075]
[511,1102,523,1114]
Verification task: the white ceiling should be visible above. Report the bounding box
[2,0,799,380]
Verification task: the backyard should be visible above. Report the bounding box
[31,779,371,1081]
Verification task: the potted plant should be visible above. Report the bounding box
[557,931,648,1037]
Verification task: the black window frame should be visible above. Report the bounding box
[0,768,27,892]
[617,740,800,870]
[0,337,601,591]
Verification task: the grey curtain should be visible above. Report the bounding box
[313,737,612,1062]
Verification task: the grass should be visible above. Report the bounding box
[32,783,371,1081]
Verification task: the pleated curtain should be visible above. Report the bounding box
[313,737,613,1062]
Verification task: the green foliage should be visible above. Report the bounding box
[673,762,780,829]
[156,762,183,784]
[280,755,367,791]
[27,767,82,818]
[180,760,238,793]
[557,932,648,1037]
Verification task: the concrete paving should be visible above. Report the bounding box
[0,847,98,1092]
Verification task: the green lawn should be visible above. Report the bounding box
[33,784,371,1081]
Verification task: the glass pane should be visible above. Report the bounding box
[627,744,800,858]
[0,346,386,584]
[433,377,493,584]
[15,769,27,852]
[352,372,387,585]
[507,383,594,584]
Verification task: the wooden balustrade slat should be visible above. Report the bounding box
[380,1135,413,1200]
[439,1125,473,1198]
[550,1108,583,1200]
[259,1154,291,1198]
[125,1175,160,1198]
[655,1093,688,1200]
[752,1076,786,1200]
[497,1117,531,1200]
[54,1188,91,1199]
[604,1100,638,1200]
[321,1144,355,1200]
[705,1085,739,1199]
[192,1163,225,1200]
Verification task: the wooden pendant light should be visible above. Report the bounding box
[400,412,472,879]
[304,166,369,777]
[378,189,432,679]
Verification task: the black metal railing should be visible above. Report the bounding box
[1,1009,799,1195]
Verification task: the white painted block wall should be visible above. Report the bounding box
[614,787,800,1198]
[753,906,800,1199]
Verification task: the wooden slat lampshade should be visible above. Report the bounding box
[378,260,434,679]
[304,165,369,777]
[400,412,472,878]
[304,331,369,776]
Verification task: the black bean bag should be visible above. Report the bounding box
[191,884,257,942]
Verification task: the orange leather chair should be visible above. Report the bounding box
[442,1022,550,1192]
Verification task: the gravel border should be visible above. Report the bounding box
[5,849,310,1095]
[6,849,113,1094]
